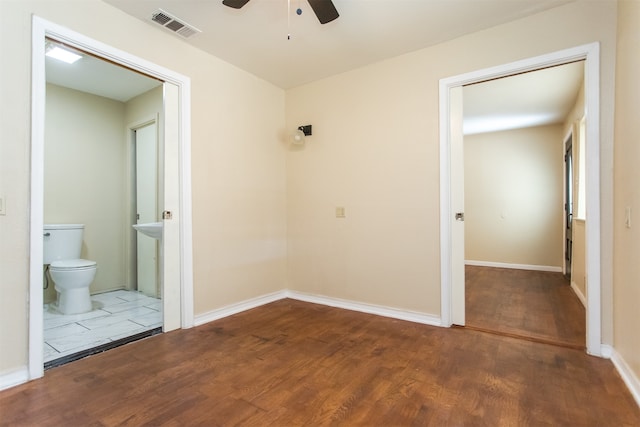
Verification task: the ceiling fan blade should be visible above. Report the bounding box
[222,0,250,9]
[307,0,339,24]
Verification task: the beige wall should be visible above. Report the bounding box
[0,0,286,376]
[125,86,163,126]
[563,72,586,138]
[613,0,640,385]
[0,0,625,383]
[44,84,128,300]
[286,1,617,319]
[464,125,564,268]
[572,219,587,300]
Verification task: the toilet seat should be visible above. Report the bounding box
[50,259,97,271]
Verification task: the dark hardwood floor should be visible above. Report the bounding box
[465,266,586,349]
[1,299,638,426]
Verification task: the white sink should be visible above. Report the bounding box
[133,222,163,240]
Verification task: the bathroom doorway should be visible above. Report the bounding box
[30,16,194,379]
[42,43,165,368]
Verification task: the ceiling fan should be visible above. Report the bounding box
[222,0,339,24]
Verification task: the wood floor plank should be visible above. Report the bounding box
[465,266,586,348]
[1,299,638,426]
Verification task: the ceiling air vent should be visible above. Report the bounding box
[151,9,201,39]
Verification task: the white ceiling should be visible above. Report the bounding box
[46,0,583,134]
[46,48,162,102]
[464,61,584,135]
[104,0,572,89]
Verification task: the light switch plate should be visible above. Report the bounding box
[335,207,346,218]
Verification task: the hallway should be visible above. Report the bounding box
[465,266,586,349]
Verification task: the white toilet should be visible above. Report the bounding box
[44,224,97,315]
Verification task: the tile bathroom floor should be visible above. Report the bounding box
[44,290,162,363]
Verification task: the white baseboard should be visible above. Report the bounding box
[193,289,443,329]
[570,281,587,307]
[465,260,562,273]
[610,347,640,408]
[0,366,29,391]
[601,344,613,359]
[285,290,443,327]
[193,290,288,326]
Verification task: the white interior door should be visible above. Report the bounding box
[450,86,466,325]
[135,122,158,297]
[162,82,182,332]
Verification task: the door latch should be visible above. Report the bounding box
[162,210,172,220]
[455,212,465,221]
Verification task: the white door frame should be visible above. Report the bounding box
[29,16,194,380]
[439,43,602,356]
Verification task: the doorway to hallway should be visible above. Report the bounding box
[439,42,603,356]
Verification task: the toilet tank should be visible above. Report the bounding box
[43,224,84,264]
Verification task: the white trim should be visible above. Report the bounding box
[600,344,613,359]
[582,43,602,357]
[465,260,562,273]
[439,76,453,327]
[30,16,194,382]
[29,17,47,382]
[193,290,443,329]
[439,43,602,356]
[570,280,587,307]
[287,291,443,327]
[611,348,640,408]
[0,367,29,391]
[178,83,194,329]
[194,291,288,326]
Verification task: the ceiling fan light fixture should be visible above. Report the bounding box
[222,0,339,24]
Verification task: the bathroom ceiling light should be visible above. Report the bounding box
[45,46,82,64]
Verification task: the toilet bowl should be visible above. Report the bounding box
[44,224,98,315]
[49,259,97,315]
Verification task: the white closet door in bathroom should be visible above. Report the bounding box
[135,122,158,297]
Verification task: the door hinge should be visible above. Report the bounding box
[455,212,465,221]
[162,210,172,220]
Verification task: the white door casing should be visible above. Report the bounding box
[439,43,602,356]
[30,16,194,380]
